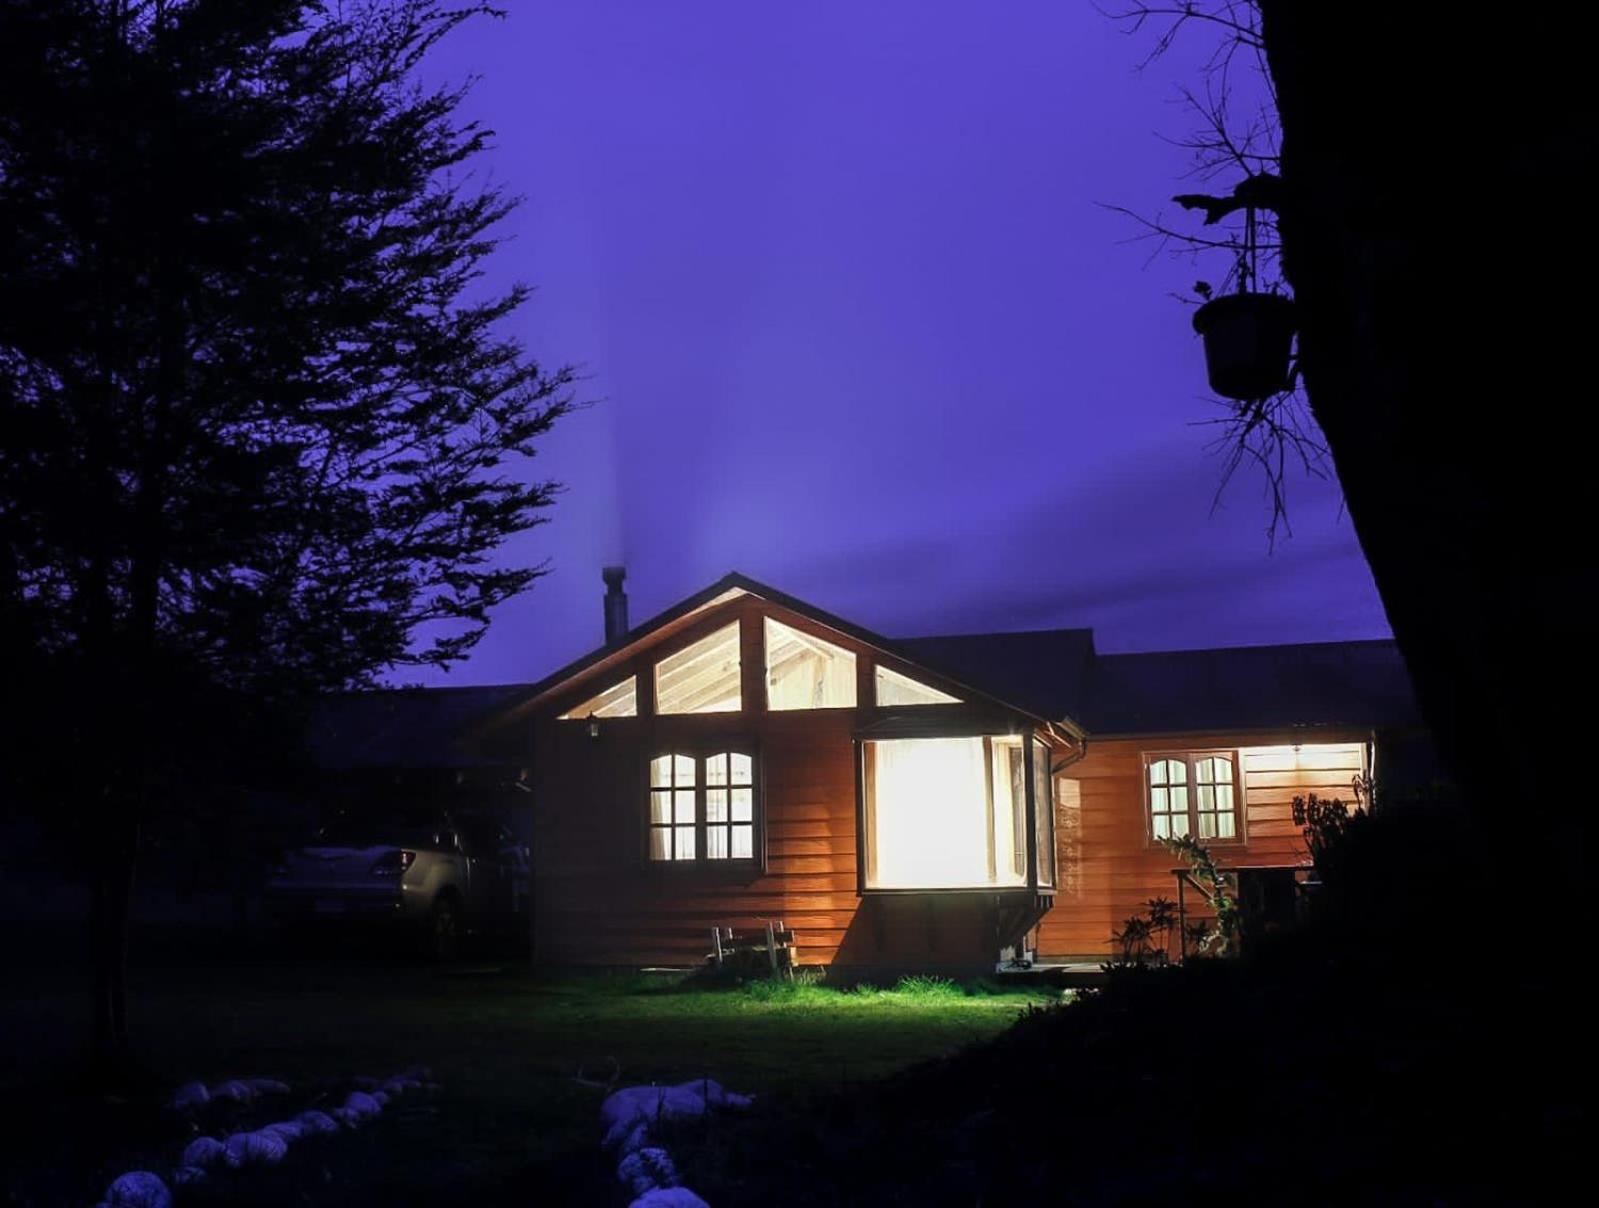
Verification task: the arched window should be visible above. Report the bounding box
[648,750,759,863]
[1147,751,1241,843]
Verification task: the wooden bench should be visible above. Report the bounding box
[709,920,797,977]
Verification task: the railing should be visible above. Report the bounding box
[1171,863,1314,960]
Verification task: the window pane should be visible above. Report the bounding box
[766,617,858,710]
[559,676,638,720]
[656,621,743,714]
[706,789,728,822]
[1152,787,1168,812]
[731,753,752,784]
[674,790,695,824]
[1199,812,1216,838]
[1197,785,1214,810]
[731,788,753,822]
[865,737,991,887]
[674,754,696,785]
[1212,755,1234,784]
[649,829,670,861]
[649,792,671,825]
[673,827,696,861]
[1033,740,1055,888]
[1217,812,1236,838]
[1150,761,1169,787]
[1168,761,1188,784]
[874,665,960,706]
[1171,786,1189,811]
[650,755,673,788]
[706,754,727,786]
[731,825,753,860]
[706,828,728,860]
[1217,784,1234,812]
[1153,815,1170,839]
[1170,814,1190,838]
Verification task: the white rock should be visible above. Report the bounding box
[208,1079,254,1104]
[617,1147,678,1197]
[180,1137,226,1169]
[295,1109,340,1136]
[630,1189,711,1208]
[168,1081,209,1112]
[344,1090,383,1120]
[103,1172,172,1208]
[223,1130,288,1168]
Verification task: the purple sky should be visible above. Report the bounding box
[409,2,1388,687]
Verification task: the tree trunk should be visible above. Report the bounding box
[88,815,139,1082]
[1257,8,1588,899]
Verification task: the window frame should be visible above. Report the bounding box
[854,727,1055,894]
[644,742,764,870]
[1143,749,1245,846]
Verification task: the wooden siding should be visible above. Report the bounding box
[1036,734,1370,960]
[530,596,1038,972]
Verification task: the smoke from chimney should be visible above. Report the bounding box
[602,566,629,645]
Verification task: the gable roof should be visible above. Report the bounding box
[514,571,1076,733]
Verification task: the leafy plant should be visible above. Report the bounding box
[1161,833,1241,957]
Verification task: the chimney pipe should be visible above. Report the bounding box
[602,566,629,645]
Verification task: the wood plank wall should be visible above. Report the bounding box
[530,598,1015,971]
[1035,734,1369,960]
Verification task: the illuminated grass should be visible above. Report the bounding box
[3,960,1056,1205]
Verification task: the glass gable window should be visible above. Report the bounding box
[765,618,857,710]
[558,676,638,720]
[1148,752,1240,842]
[863,735,1035,889]
[655,621,742,714]
[874,665,960,706]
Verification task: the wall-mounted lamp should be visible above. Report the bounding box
[587,714,600,740]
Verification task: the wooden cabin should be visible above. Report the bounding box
[477,571,1426,972]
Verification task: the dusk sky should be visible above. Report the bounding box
[411,1,1388,687]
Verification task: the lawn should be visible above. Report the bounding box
[1,954,1056,1205]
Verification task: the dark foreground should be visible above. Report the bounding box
[0,943,1049,1206]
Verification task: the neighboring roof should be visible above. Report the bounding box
[305,683,532,770]
[902,629,1419,736]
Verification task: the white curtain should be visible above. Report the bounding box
[870,737,991,888]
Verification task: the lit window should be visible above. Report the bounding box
[765,618,857,710]
[874,665,960,706]
[862,735,1046,889]
[1147,752,1240,842]
[648,751,758,863]
[655,622,742,714]
[559,676,637,720]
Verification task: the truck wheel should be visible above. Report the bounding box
[427,895,461,961]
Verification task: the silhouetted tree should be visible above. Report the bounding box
[1111,5,1587,896]
[0,0,573,1076]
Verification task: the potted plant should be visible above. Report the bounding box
[1191,284,1296,401]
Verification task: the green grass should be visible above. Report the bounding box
[2,957,1055,1205]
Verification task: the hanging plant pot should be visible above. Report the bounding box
[1191,292,1297,400]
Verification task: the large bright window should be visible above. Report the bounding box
[655,622,742,714]
[1147,751,1239,842]
[649,751,758,863]
[559,676,637,720]
[765,618,857,710]
[874,665,960,706]
[863,735,1041,889]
